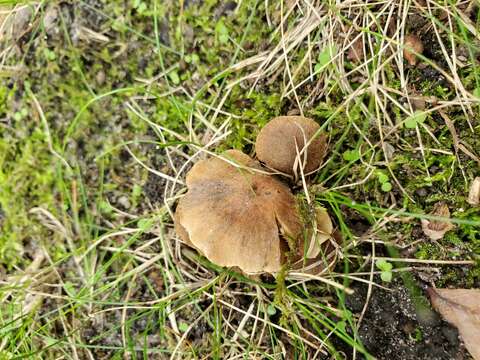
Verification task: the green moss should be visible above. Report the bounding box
[0,97,57,266]
[220,91,281,151]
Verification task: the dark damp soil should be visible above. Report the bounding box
[344,279,472,360]
[143,150,191,206]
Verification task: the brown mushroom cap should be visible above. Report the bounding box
[255,116,327,176]
[174,150,304,274]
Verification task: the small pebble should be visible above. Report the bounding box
[13,6,33,38]
[467,177,480,206]
[416,188,427,197]
[95,70,105,86]
[43,6,58,34]
[117,195,131,209]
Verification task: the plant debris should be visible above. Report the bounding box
[403,34,424,66]
[421,202,455,240]
[428,287,480,359]
[467,177,480,206]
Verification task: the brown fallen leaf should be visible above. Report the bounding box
[403,34,424,66]
[421,202,455,240]
[407,89,427,111]
[410,96,426,111]
[347,37,365,63]
[428,287,480,360]
[467,177,480,206]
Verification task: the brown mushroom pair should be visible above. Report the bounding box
[174,116,333,274]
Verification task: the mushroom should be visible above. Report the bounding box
[255,116,327,177]
[403,34,424,66]
[174,150,333,274]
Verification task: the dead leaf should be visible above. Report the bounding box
[347,37,365,63]
[428,288,480,360]
[304,207,333,258]
[411,97,426,111]
[403,34,424,66]
[467,177,480,206]
[421,202,455,240]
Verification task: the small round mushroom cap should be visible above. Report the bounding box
[255,116,327,176]
[174,150,304,274]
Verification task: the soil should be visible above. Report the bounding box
[143,150,192,206]
[344,279,472,360]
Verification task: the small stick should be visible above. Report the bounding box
[346,255,475,265]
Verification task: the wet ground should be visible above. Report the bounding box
[345,279,471,360]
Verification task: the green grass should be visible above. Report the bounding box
[0,0,479,358]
